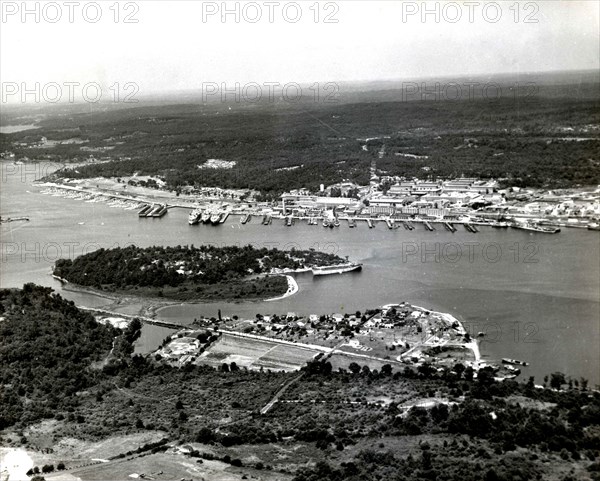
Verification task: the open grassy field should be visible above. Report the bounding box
[199,334,320,372]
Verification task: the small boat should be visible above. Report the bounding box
[210,213,221,225]
[201,212,211,223]
[502,358,529,366]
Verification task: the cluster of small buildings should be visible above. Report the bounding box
[154,329,216,365]
[216,303,466,353]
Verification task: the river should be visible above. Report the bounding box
[1,163,599,385]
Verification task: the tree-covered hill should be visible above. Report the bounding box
[0,284,119,428]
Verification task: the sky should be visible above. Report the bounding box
[1,0,599,101]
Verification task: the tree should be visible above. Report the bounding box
[381,364,392,376]
[453,362,465,378]
[196,427,214,443]
[477,367,495,385]
[348,362,361,374]
[550,372,566,390]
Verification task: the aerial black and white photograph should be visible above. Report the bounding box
[1,1,599,480]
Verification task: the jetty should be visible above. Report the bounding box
[444,222,456,232]
[139,203,168,218]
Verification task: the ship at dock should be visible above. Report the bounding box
[312,262,363,276]
[188,208,202,225]
[512,222,561,234]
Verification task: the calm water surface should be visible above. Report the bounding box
[2,164,599,384]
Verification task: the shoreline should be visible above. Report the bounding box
[412,303,481,367]
[265,275,299,302]
[57,276,296,318]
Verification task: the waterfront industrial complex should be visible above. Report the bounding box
[38,175,600,234]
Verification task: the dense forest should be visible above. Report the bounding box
[1,286,599,481]
[53,244,344,300]
[2,78,599,197]
[0,284,139,429]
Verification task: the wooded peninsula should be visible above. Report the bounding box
[53,245,344,301]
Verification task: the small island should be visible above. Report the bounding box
[53,245,347,301]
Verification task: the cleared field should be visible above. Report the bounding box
[57,451,273,481]
[199,334,319,372]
